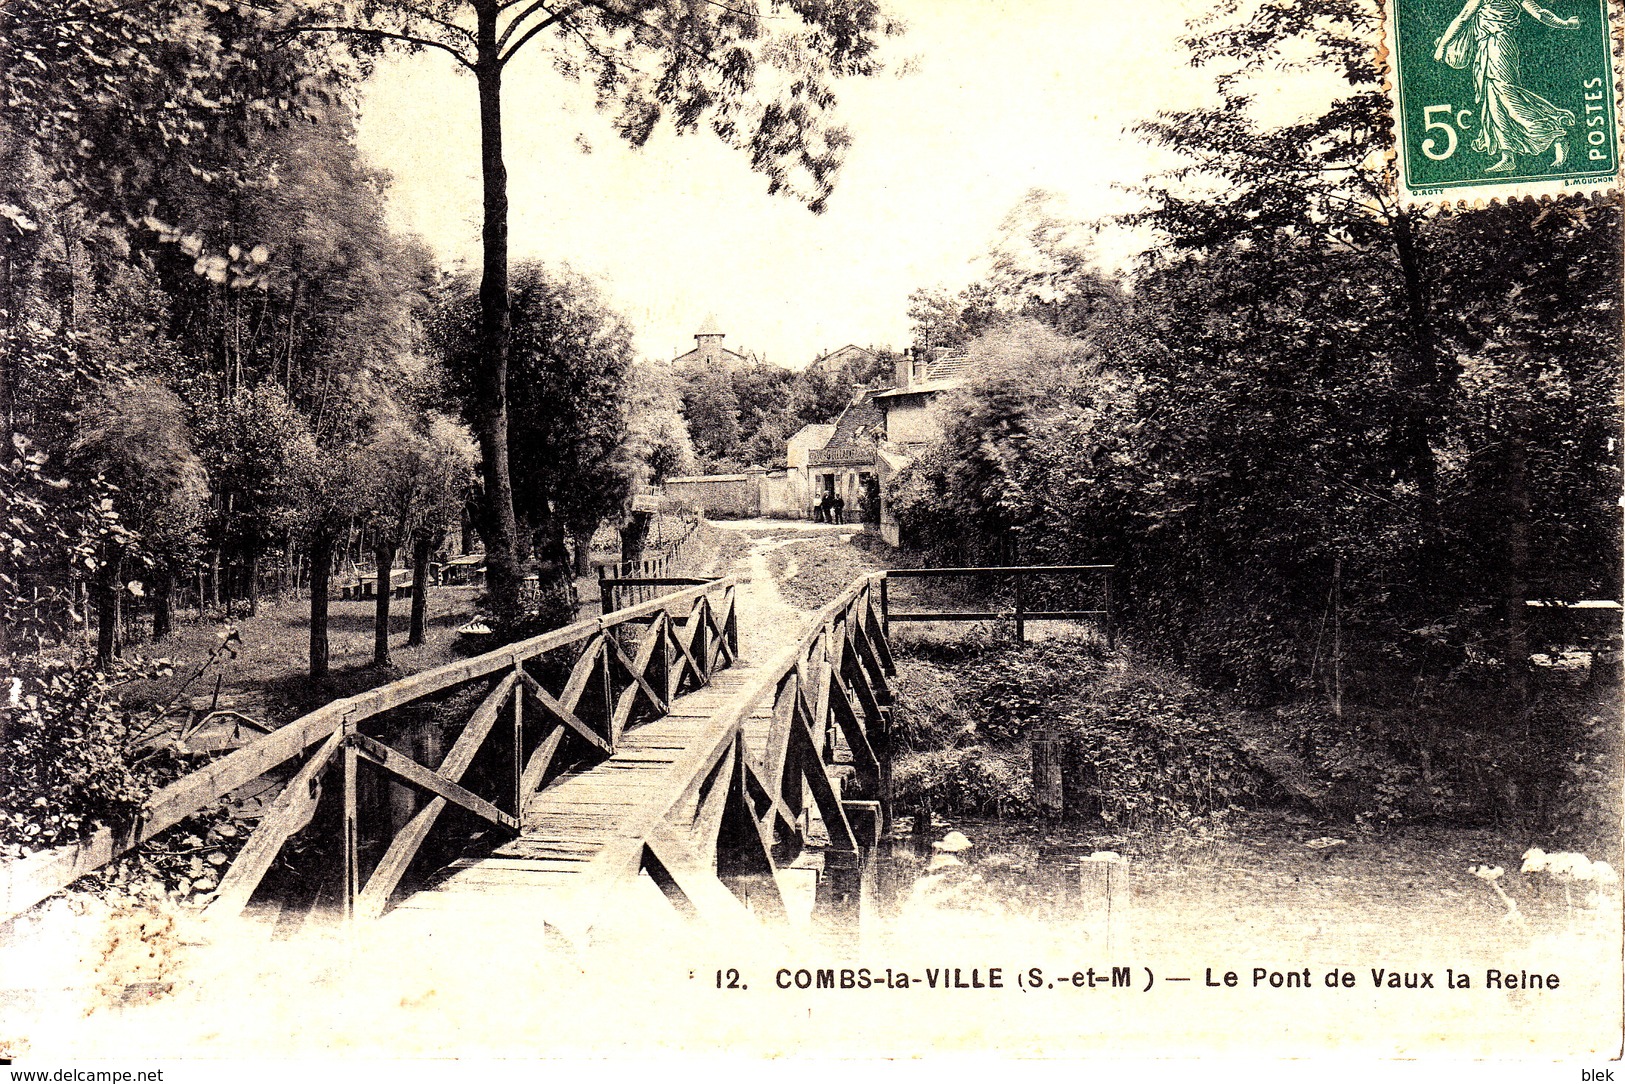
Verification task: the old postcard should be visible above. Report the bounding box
[0,0,1620,1074]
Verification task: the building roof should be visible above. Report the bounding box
[871,378,958,400]
[870,351,968,400]
[671,344,749,367]
[924,353,968,382]
[823,390,885,452]
[811,344,877,371]
[788,422,837,447]
[697,313,723,336]
[876,444,916,473]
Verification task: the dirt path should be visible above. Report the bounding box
[708,519,883,663]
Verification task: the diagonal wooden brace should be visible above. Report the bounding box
[350,732,519,832]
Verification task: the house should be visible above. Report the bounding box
[801,390,886,522]
[670,315,751,368]
[781,348,970,540]
[866,348,969,543]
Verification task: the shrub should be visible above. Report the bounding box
[894,745,1033,817]
[891,635,1263,828]
[0,656,176,856]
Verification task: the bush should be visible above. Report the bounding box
[0,656,176,856]
[891,635,1264,828]
[894,745,1033,817]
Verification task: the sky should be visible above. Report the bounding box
[352,1,1325,368]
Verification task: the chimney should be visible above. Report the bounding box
[894,350,913,389]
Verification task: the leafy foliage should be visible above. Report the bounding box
[0,657,177,855]
[622,362,697,485]
[431,262,635,568]
[889,0,1619,824]
[892,638,1264,829]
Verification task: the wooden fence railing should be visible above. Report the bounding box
[882,564,1115,646]
[587,572,895,928]
[0,576,739,926]
[597,513,705,611]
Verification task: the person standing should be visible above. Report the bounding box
[832,493,845,525]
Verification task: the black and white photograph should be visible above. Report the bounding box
[0,0,1620,1071]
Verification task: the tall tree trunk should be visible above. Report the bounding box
[152,564,173,642]
[95,544,119,670]
[1,239,15,457]
[247,544,261,617]
[570,526,594,577]
[408,532,433,648]
[208,547,221,611]
[374,541,397,668]
[472,9,523,631]
[1391,210,1446,515]
[309,531,334,681]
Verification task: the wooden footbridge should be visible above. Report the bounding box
[1,572,898,939]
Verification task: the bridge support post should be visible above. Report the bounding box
[816,849,862,940]
[814,801,880,942]
[878,575,889,640]
[341,737,359,923]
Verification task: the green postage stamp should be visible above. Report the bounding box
[1385,0,1622,202]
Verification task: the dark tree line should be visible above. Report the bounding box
[889,2,1620,822]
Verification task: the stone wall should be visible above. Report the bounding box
[662,468,809,519]
[663,473,759,518]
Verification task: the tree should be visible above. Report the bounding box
[906,286,973,352]
[786,364,855,429]
[361,406,476,666]
[289,0,901,629]
[409,414,478,644]
[730,360,794,464]
[681,366,742,470]
[431,262,635,619]
[2,0,430,675]
[983,188,1125,337]
[622,362,695,486]
[71,379,210,657]
[1130,0,1452,512]
[192,385,318,617]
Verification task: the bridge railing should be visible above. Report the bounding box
[881,564,1115,646]
[587,572,895,928]
[0,576,739,926]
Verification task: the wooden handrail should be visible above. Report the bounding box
[0,575,738,925]
[881,564,1113,646]
[592,572,891,901]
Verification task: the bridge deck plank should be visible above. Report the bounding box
[385,666,763,921]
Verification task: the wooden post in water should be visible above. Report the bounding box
[1032,730,1065,820]
[819,801,881,943]
[1078,853,1130,954]
[817,849,862,939]
[910,801,935,858]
